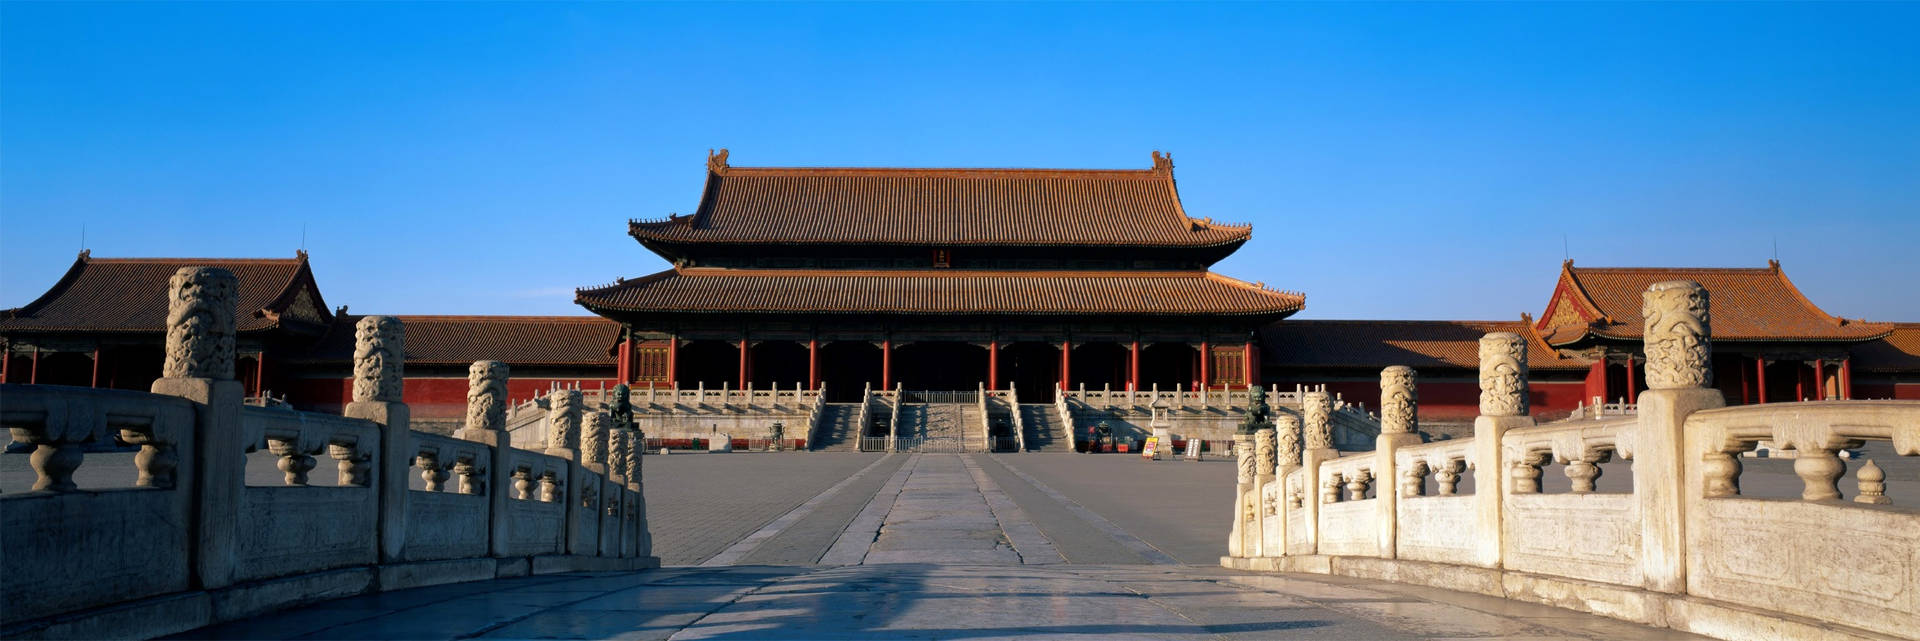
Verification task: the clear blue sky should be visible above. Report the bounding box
[4,2,1916,321]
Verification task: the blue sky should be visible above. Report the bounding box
[4,2,1916,321]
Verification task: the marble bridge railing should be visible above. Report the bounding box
[1226,280,1920,641]
[0,268,657,640]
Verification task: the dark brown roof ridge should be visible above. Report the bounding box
[719,166,1167,179]
[1569,265,1775,273]
[628,149,1251,250]
[384,314,613,322]
[88,256,305,264]
[1278,319,1518,325]
[576,268,1304,317]
[674,266,1220,278]
[1,253,318,334]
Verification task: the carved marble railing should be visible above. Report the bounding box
[854,383,874,452]
[885,384,902,452]
[1390,437,1477,564]
[1314,453,1380,557]
[2,385,198,624]
[1053,385,1077,452]
[629,382,820,413]
[1683,401,1920,639]
[803,382,828,450]
[1,292,657,640]
[1502,417,1643,587]
[1223,286,1920,641]
[1006,386,1027,452]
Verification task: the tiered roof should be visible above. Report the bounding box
[0,252,332,335]
[1851,323,1920,373]
[628,149,1250,251]
[1260,320,1591,371]
[1535,261,1892,345]
[294,315,618,367]
[577,268,1304,317]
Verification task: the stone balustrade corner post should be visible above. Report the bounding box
[149,266,244,589]
[341,315,410,563]
[453,360,513,558]
[1637,280,1723,594]
[1375,366,1422,559]
[1473,332,1534,569]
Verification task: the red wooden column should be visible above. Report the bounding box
[1128,341,1140,391]
[1250,342,1263,387]
[1059,341,1072,390]
[30,347,40,384]
[90,348,101,388]
[1755,357,1767,404]
[807,340,819,390]
[1584,360,1606,405]
[616,336,632,383]
[1241,344,1254,388]
[738,339,751,389]
[1841,358,1853,399]
[1198,342,1211,389]
[881,340,893,389]
[1625,355,1638,404]
[255,351,268,396]
[1,345,9,383]
[665,338,679,386]
[1795,362,1807,401]
[1743,355,1758,404]
[987,340,1000,390]
[1813,358,1826,400]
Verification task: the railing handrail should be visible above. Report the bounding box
[1055,383,1077,452]
[1008,386,1027,452]
[887,383,903,452]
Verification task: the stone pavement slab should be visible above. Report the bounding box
[988,452,1235,565]
[173,563,1709,640]
[641,452,884,566]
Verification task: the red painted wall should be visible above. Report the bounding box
[1265,377,1589,422]
[287,376,618,419]
[1852,381,1919,401]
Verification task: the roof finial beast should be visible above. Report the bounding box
[708,148,730,174]
[1151,150,1173,171]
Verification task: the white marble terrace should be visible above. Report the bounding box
[0,267,658,640]
[1224,279,1920,641]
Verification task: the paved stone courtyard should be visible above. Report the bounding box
[156,452,1711,640]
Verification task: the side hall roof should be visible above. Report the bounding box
[627,149,1252,249]
[0,252,331,335]
[1260,319,1593,372]
[1535,260,1893,345]
[1851,323,1920,373]
[576,268,1305,317]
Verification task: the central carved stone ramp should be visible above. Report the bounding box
[807,403,862,451]
[863,455,1023,564]
[1019,403,1069,450]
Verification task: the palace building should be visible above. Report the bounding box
[574,150,1304,403]
[4,151,1917,434]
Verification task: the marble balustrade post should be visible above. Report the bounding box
[1473,332,1532,568]
[1640,280,1722,594]
[455,360,514,557]
[149,267,244,589]
[342,315,410,563]
[1298,390,1335,555]
[1375,366,1421,559]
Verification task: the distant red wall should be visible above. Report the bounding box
[288,376,618,419]
[1852,381,1919,401]
[1264,377,1589,423]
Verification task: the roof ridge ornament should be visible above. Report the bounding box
[708,148,730,174]
[1151,150,1173,172]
